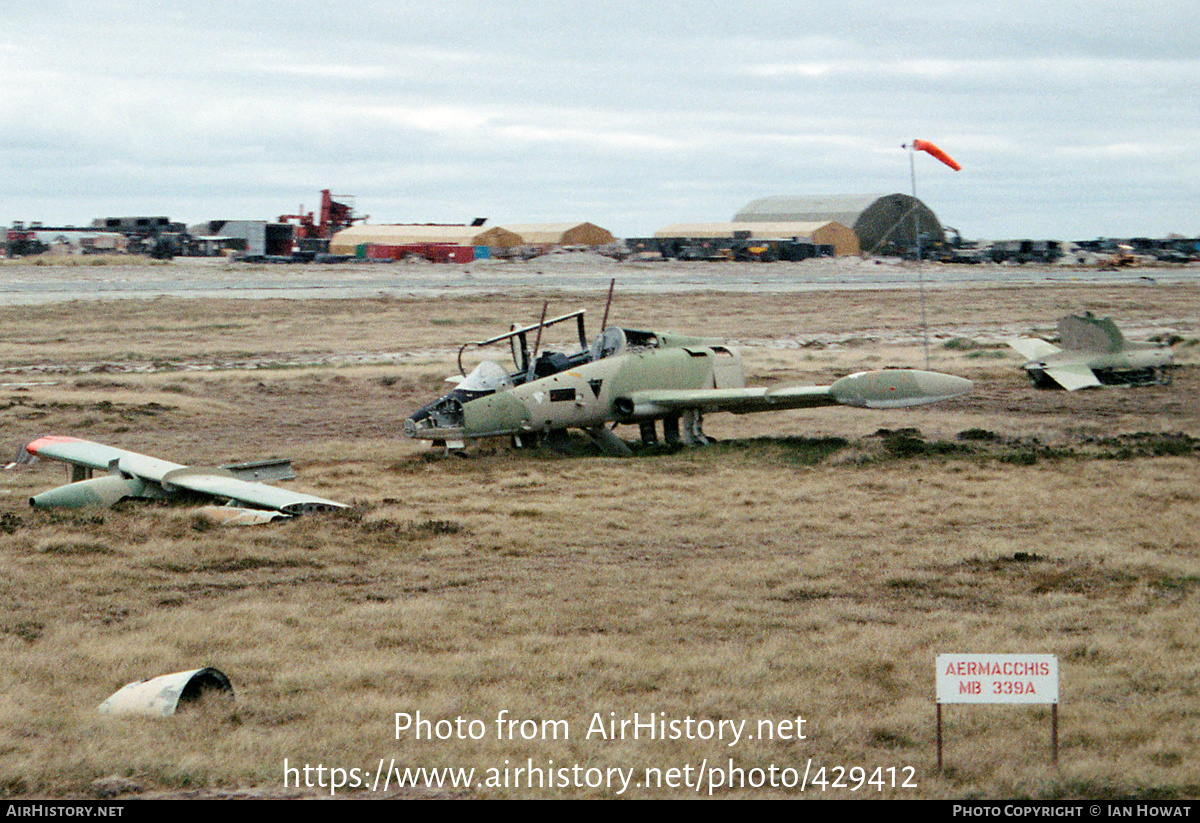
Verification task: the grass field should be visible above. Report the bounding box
[0,278,1197,798]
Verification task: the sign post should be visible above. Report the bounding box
[935,654,1059,770]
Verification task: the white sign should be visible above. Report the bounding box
[936,654,1058,704]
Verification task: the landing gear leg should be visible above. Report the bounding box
[639,421,658,446]
[585,426,633,457]
[434,439,467,456]
[680,410,708,445]
[512,432,540,449]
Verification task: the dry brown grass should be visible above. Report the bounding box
[0,283,1197,799]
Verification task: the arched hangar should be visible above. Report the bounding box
[734,193,945,257]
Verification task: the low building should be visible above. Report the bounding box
[653,221,859,257]
[188,220,294,258]
[329,224,522,256]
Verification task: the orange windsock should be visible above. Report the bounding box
[912,139,961,171]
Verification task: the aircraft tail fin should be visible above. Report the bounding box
[1059,314,1124,353]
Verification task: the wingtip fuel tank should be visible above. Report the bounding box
[830,370,974,409]
[30,475,150,509]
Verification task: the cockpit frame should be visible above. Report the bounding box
[456,308,589,377]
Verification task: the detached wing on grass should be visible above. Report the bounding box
[25,435,346,514]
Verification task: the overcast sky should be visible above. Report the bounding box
[3,1,1198,240]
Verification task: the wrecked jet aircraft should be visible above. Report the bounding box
[1008,313,1175,391]
[404,306,973,455]
[24,435,347,520]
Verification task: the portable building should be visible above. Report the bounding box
[364,243,476,263]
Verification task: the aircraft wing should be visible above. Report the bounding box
[25,436,346,513]
[1042,364,1101,391]
[159,467,347,513]
[618,369,972,417]
[25,435,184,480]
[1008,338,1061,361]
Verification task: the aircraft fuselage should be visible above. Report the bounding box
[404,331,741,444]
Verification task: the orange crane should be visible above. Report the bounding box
[279,190,367,239]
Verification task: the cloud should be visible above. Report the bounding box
[2,1,1198,237]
